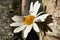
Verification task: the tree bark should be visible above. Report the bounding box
[42,0,60,40]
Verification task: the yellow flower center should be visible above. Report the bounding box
[24,15,35,25]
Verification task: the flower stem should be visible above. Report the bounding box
[39,30,44,40]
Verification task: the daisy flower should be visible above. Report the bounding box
[10,1,49,38]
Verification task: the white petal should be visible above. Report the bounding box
[12,15,24,22]
[34,19,41,22]
[13,25,26,33]
[29,2,33,13]
[33,1,41,16]
[33,23,40,32]
[10,22,23,26]
[29,2,35,16]
[36,12,44,17]
[35,14,49,22]
[23,25,32,38]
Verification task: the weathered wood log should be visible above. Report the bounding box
[0,0,59,40]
